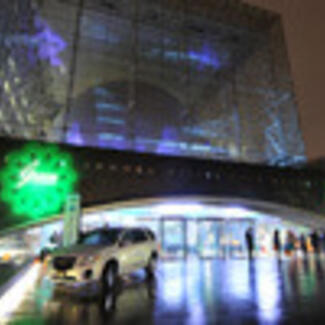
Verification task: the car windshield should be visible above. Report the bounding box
[79,229,123,246]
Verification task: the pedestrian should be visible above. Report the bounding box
[320,231,325,253]
[311,231,320,254]
[300,234,308,255]
[273,229,281,256]
[285,230,295,256]
[245,227,254,259]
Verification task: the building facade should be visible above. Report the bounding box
[0,0,305,166]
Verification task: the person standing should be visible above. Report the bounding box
[245,227,254,259]
[285,230,295,256]
[273,229,281,257]
[311,231,320,255]
[320,231,325,253]
[300,234,308,255]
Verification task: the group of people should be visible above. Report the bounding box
[273,229,323,256]
[245,227,324,259]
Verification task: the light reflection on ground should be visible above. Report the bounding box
[8,257,325,324]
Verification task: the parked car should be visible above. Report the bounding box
[47,227,159,291]
[0,240,32,265]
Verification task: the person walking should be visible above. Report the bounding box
[273,229,281,257]
[245,227,254,259]
[311,231,320,255]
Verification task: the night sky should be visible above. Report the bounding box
[245,0,325,161]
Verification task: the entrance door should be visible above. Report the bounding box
[197,220,219,258]
[217,219,256,259]
[161,218,186,259]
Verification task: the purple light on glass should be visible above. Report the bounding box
[66,123,84,146]
[134,141,147,153]
[155,127,180,155]
[187,43,221,70]
[32,17,66,67]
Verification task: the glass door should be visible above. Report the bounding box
[161,218,186,259]
[197,220,219,259]
[186,220,198,257]
[227,219,256,258]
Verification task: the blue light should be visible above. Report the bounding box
[183,126,220,138]
[189,144,212,152]
[97,133,128,151]
[95,102,123,111]
[98,133,124,141]
[134,143,147,152]
[187,50,221,70]
[97,116,125,125]
[149,44,222,70]
[93,88,112,97]
[135,137,160,146]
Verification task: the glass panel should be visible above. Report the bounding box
[198,221,219,259]
[187,221,198,256]
[162,220,185,259]
[228,220,255,258]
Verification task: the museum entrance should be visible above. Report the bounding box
[139,217,256,259]
[197,218,256,259]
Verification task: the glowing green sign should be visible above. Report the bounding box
[0,142,78,220]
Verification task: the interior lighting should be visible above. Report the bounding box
[222,207,251,218]
[154,203,204,215]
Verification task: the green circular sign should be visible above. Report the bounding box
[0,142,78,220]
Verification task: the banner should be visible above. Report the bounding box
[63,193,81,247]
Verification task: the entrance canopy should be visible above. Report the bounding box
[81,196,325,230]
[1,195,325,261]
[3,195,325,237]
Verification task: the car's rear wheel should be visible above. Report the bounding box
[102,263,117,291]
[145,255,157,278]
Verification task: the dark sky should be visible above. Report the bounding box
[245,0,325,161]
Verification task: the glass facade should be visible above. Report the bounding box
[0,0,305,166]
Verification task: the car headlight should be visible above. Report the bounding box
[78,255,100,266]
[2,253,11,262]
[44,255,52,266]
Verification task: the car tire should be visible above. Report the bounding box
[145,255,157,278]
[102,263,117,291]
[102,291,116,312]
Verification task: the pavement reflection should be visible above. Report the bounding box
[8,257,325,324]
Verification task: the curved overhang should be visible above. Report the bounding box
[2,195,325,236]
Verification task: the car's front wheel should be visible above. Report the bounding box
[102,263,117,291]
[145,255,157,278]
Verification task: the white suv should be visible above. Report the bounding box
[48,227,159,290]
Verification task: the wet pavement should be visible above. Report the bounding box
[7,256,325,324]
[0,264,17,288]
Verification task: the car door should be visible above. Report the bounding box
[118,230,139,274]
[132,229,150,269]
